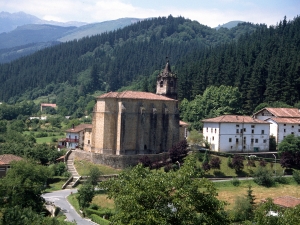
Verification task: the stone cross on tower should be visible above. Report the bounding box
[156,57,177,100]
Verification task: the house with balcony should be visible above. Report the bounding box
[65,124,92,149]
[202,115,270,152]
[253,108,300,144]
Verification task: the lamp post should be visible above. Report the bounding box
[272,154,276,177]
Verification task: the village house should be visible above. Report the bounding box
[64,124,92,149]
[0,154,23,178]
[253,108,300,144]
[202,115,270,152]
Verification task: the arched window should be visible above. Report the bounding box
[160,81,163,87]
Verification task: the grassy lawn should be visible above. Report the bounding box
[35,135,64,144]
[44,177,69,192]
[215,179,300,210]
[92,191,115,209]
[74,158,122,176]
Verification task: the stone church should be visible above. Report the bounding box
[80,60,185,168]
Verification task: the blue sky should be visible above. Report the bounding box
[0,0,299,27]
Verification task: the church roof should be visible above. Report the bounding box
[97,91,177,101]
[202,115,270,124]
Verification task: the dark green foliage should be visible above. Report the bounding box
[259,159,267,167]
[227,156,233,168]
[84,207,114,219]
[77,183,95,209]
[293,170,300,184]
[231,177,240,187]
[87,166,102,186]
[139,155,152,168]
[90,214,110,225]
[253,166,275,187]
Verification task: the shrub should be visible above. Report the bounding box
[232,155,244,172]
[259,159,267,167]
[247,160,256,167]
[139,155,152,168]
[210,156,221,170]
[253,166,275,187]
[227,156,233,168]
[274,175,289,184]
[164,164,172,172]
[293,170,300,184]
[202,161,211,172]
[231,177,241,187]
[90,214,110,225]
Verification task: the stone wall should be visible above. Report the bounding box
[74,150,169,169]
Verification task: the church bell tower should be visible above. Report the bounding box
[156,58,177,100]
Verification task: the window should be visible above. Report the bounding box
[236,129,239,133]
[160,81,163,87]
[251,125,255,128]
[284,129,286,132]
[298,129,300,132]
[206,136,208,141]
[284,124,286,126]
[229,138,232,142]
[263,139,267,143]
[261,130,264,134]
[211,128,213,132]
[236,138,239,143]
[236,124,240,127]
[88,140,90,144]
[240,129,243,133]
[292,125,294,128]
[255,139,258,143]
[212,136,214,141]
[243,137,246,144]
[252,129,254,134]
[251,138,254,143]
[170,80,174,87]
[244,128,246,132]
[206,127,208,132]
[215,128,217,133]
[292,132,294,135]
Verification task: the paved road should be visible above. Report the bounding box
[42,189,95,225]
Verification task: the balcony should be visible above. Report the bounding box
[66,138,79,143]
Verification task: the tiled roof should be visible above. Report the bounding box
[202,115,270,124]
[41,103,57,107]
[97,91,177,101]
[273,196,300,208]
[256,108,300,118]
[267,117,300,124]
[179,121,189,126]
[0,154,23,165]
[66,124,92,133]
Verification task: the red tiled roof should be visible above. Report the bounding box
[41,103,57,107]
[0,154,23,165]
[273,196,300,208]
[255,108,300,118]
[66,124,92,133]
[202,115,270,124]
[179,121,189,126]
[97,91,177,101]
[267,117,300,124]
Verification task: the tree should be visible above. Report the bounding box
[210,156,221,170]
[231,155,244,172]
[0,160,51,212]
[77,183,95,209]
[253,166,275,187]
[100,154,229,225]
[187,129,204,146]
[87,166,102,186]
[169,139,188,163]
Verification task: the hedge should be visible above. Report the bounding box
[90,214,110,225]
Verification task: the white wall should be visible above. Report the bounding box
[203,122,270,152]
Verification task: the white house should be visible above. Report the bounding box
[202,115,270,152]
[253,108,300,144]
[65,124,92,149]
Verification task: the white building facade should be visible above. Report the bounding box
[253,108,300,144]
[202,115,270,152]
[65,124,92,149]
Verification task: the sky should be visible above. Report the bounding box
[1,0,299,28]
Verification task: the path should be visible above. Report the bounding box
[42,189,95,225]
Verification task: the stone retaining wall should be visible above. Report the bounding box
[74,150,169,169]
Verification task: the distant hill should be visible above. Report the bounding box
[0,11,86,34]
[0,24,76,49]
[215,21,245,30]
[58,18,144,42]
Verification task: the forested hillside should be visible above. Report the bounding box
[177,16,300,114]
[0,15,261,105]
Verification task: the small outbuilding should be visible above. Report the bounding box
[0,154,23,178]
